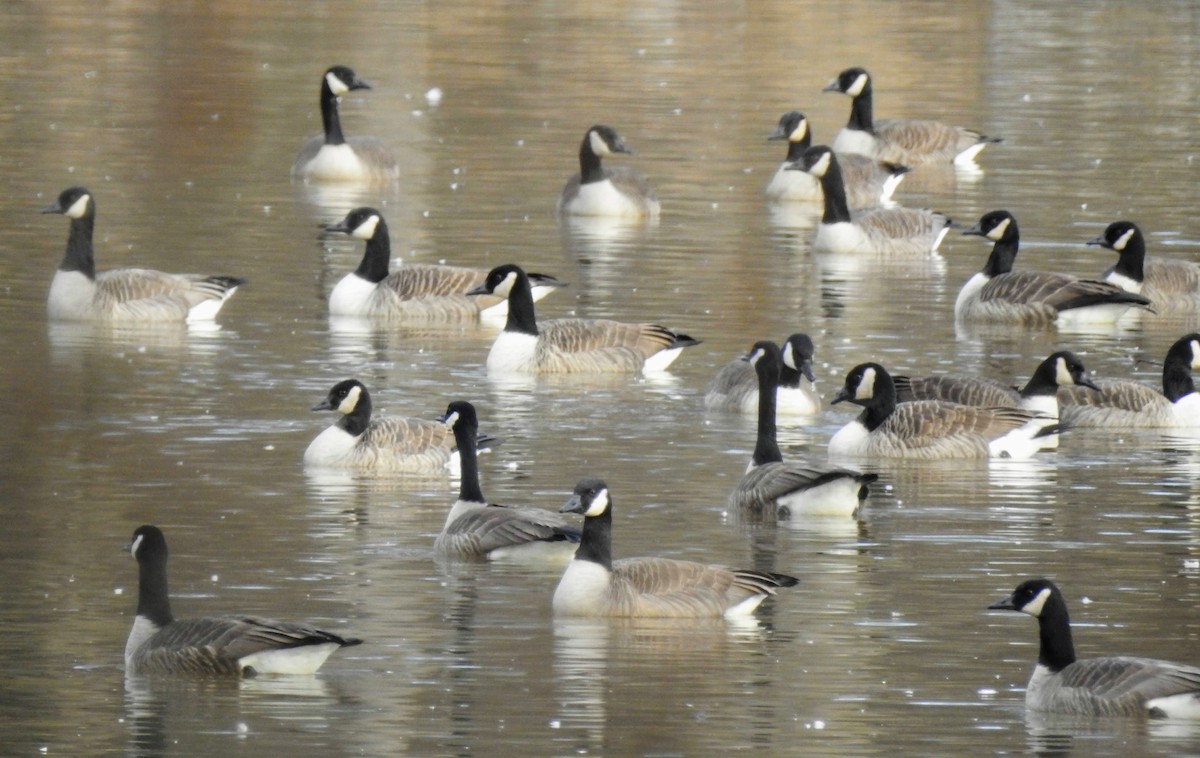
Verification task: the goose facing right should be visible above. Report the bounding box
[125,525,361,677]
[553,478,798,618]
[291,65,400,182]
[956,210,1153,327]
[1090,220,1200,313]
[41,187,244,323]
[705,332,821,417]
[558,125,660,218]
[988,577,1200,718]
[467,264,700,374]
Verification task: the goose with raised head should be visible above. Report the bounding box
[829,362,1052,459]
[956,210,1153,327]
[1058,333,1200,428]
[822,66,1000,165]
[41,187,243,322]
[434,401,580,560]
[558,125,660,218]
[764,111,909,207]
[988,577,1200,718]
[305,379,499,471]
[553,478,797,618]
[467,264,700,374]
[729,341,877,519]
[325,207,563,321]
[793,146,951,255]
[705,333,821,417]
[292,65,400,182]
[1090,221,1200,314]
[125,525,361,677]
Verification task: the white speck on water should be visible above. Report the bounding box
[114,587,124,595]
[211,574,219,583]
[263,444,274,451]
[425,87,443,106]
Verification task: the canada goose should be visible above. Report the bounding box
[434,401,581,560]
[822,66,1000,165]
[829,362,1052,459]
[1091,221,1200,313]
[729,341,877,519]
[466,264,700,374]
[988,577,1200,718]
[764,111,909,207]
[1058,333,1200,428]
[125,525,361,677]
[792,146,951,255]
[705,333,821,417]
[557,125,660,218]
[291,65,400,182]
[553,478,798,618]
[956,211,1153,327]
[324,207,563,321]
[40,187,243,323]
[304,379,498,471]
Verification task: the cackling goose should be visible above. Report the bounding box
[291,65,400,182]
[1091,221,1200,314]
[558,125,660,218]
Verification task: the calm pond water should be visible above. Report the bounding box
[2,1,1200,755]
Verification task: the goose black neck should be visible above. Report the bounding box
[981,237,1020,277]
[137,553,174,627]
[752,358,783,466]
[452,418,485,504]
[1162,338,1198,402]
[320,78,347,146]
[1019,362,1058,399]
[859,374,898,432]
[578,138,606,185]
[576,503,613,570]
[778,361,802,389]
[353,219,391,283]
[846,85,875,133]
[1112,232,1146,283]
[785,133,812,162]
[1035,592,1077,672]
[817,158,853,224]
[60,213,97,279]
[337,391,372,437]
[502,270,539,336]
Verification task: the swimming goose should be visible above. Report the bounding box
[466,264,700,374]
[829,362,1051,459]
[292,65,400,182]
[1091,221,1200,313]
[705,333,821,417]
[41,187,243,322]
[125,525,361,677]
[729,341,877,519]
[304,379,498,471]
[792,146,951,255]
[956,211,1153,327]
[822,66,1000,165]
[553,478,798,618]
[764,111,909,207]
[434,401,580,560]
[557,125,660,218]
[988,577,1200,718]
[324,207,563,321]
[1058,333,1200,428]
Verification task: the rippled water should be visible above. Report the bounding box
[3,1,1200,755]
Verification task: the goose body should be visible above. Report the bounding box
[956,211,1153,327]
[467,264,699,375]
[125,525,360,677]
[764,111,908,207]
[434,401,580,560]
[822,67,1000,166]
[830,362,1051,459]
[1092,221,1200,314]
[325,208,562,321]
[305,379,496,472]
[989,578,1200,718]
[41,187,243,323]
[728,341,876,519]
[705,333,821,417]
[1057,334,1200,428]
[794,146,950,255]
[553,478,797,618]
[558,125,660,218]
[292,65,400,182]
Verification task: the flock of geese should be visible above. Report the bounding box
[40,64,1200,719]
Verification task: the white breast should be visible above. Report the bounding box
[304,425,359,466]
[125,615,161,668]
[301,144,368,181]
[329,273,380,317]
[487,331,540,374]
[47,270,98,320]
[1173,393,1200,426]
[765,163,822,202]
[775,385,821,416]
[564,180,645,217]
[553,559,612,616]
[828,420,871,457]
[831,129,877,158]
[813,222,872,254]
[954,272,990,318]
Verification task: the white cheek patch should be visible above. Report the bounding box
[781,342,796,370]
[807,151,832,178]
[443,411,459,430]
[1055,357,1074,386]
[326,71,349,96]
[987,217,1011,241]
[66,194,91,219]
[747,347,765,367]
[1191,340,1200,369]
[337,385,362,415]
[352,214,381,240]
[846,73,868,97]
[130,533,143,557]
[790,119,808,142]
[858,367,877,400]
[1112,228,1135,251]
[493,271,517,299]
[583,488,610,517]
[588,130,611,156]
[1022,586,1052,617]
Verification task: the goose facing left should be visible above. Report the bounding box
[41,187,244,322]
[292,65,400,182]
[989,577,1200,718]
[553,478,798,618]
[325,207,563,321]
[467,263,700,374]
[557,125,660,218]
[125,525,361,677]
[1090,220,1200,314]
